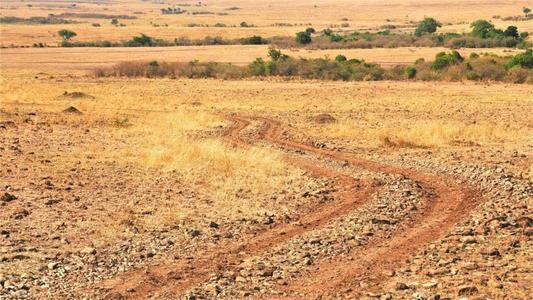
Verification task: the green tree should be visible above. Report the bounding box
[295,31,312,44]
[305,27,316,35]
[57,29,76,41]
[111,18,119,25]
[470,20,495,38]
[523,7,531,15]
[414,17,441,36]
[503,26,519,38]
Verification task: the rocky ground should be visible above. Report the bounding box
[0,105,531,300]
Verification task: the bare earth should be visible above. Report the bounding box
[0,77,531,299]
[1,0,532,299]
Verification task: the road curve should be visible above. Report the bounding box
[100,114,480,299]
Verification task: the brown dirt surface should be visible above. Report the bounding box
[1,75,531,300]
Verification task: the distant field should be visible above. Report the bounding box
[0,46,523,73]
[1,0,531,46]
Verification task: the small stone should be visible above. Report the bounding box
[412,292,427,300]
[190,230,201,237]
[396,282,409,290]
[458,286,478,297]
[206,283,221,295]
[236,276,246,283]
[422,282,438,288]
[461,236,477,244]
[480,247,500,257]
[381,294,392,300]
[1,193,17,202]
[81,247,96,255]
[12,209,29,220]
[487,279,503,289]
[208,222,219,229]
[47,262,59,270]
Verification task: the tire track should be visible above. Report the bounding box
[251,116,481,297]
[100,115,378,299]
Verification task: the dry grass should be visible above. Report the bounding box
[1,0,531,46]
[1,73,532,246]
[0,46,524,73]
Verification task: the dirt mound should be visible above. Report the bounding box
[60,91,95,99]
[63,106,82,115]
[312,113,336,124]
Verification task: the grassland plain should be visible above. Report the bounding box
[1,0,532,299]
[1,73,532,298]
[0,46,524,72]
[1,0,532,46]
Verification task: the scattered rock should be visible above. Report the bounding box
[458,285,478,297]
[395,282,409,290]
[63,106,82,115]
[1,192,17,203]
[11,209,29,220]
[80,247,96,255]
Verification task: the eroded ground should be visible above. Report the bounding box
[0,76,532,299]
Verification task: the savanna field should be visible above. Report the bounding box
[0,0,532,299]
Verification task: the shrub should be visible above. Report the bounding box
[506,67,529,83]
[431,51,463,70]
[244,35,266,45]
[415,17,441,36]
[249,58,266,76]
[504,26,519,38]
[405,66,417,79]
[470,19,495,38]
[465,71,481,80]
[125,33,155,46]
[506,49,533,69]
[296,31,312,44]
[305,27,316,35]
[268,49,283,61]
[335,55,347,62]
[58,29,76,41]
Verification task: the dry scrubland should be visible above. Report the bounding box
[1,74,532,298]
[1,0,532,46]
[1,0,533,299]
[0,46,523,72]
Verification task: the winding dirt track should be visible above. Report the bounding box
[101,115,480,299]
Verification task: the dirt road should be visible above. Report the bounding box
[101,114,480,299]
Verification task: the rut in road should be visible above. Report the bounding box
[250,116,481,297]
[101,115,379,299]
[101,115,479,299]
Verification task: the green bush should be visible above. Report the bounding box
[506,49,533,69]
[58,29,77,41]
[243,35,266,45]
[431,51,463,70]
[335,55,347,62]
[296,31,312,44]
[405,66,417,79]
[465,71,481,80]
[415,17,441,36]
